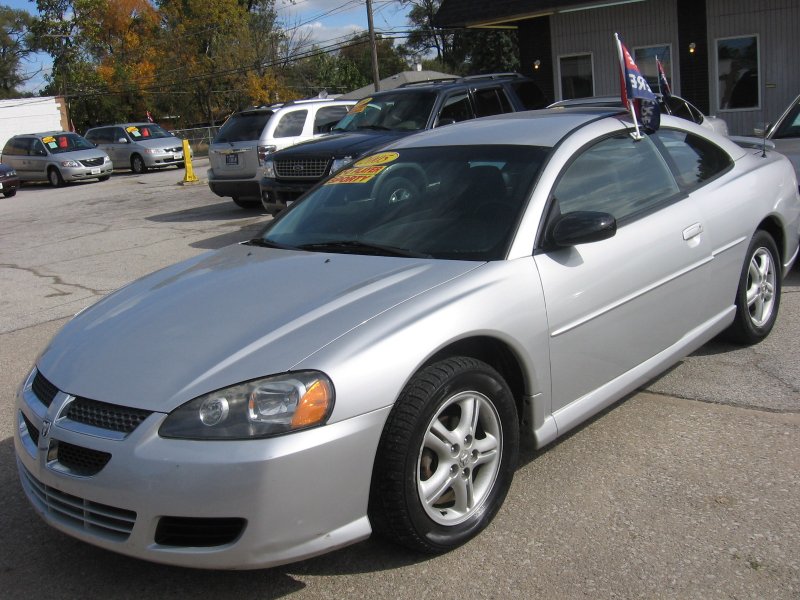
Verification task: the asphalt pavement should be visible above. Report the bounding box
[0,161,797,599]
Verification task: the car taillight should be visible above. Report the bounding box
[258,145,277,166]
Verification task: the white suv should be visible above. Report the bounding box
[207,97,355,208]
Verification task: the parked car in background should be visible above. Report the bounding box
[1,132,112,187]
[759,93,800,180]
[207,97,356,209]
[84,123,187,174]
[15,108,799,570]
[259,73,547,213]
[0,162,20,197]
[549,94,728,136]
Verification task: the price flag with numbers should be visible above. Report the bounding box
[614,33,660,133]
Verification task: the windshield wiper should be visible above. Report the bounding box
[243,238,296,250]
[298,240,430,258]
[356,125,393,131]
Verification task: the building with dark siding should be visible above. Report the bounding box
[435,0,799,136]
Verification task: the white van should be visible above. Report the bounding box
[207,97,354,208]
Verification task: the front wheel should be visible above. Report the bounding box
[98,175,110,182]
[369,356,519,554]
[48,167,64,187]
[3,189,16,197]
[726,230,781,344]
[131,154,147,174]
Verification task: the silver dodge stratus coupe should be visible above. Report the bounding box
[15,108,800,569]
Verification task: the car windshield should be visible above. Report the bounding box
[259,145,550,261]
[332,91,438,132]
[41,133,95,154]
[215,112,273,143]
[125,124,173,140]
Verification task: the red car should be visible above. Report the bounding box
[0,161,19,197]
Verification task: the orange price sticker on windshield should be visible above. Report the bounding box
[326,165,386,185]
[348,98,372,114]
[354,152,399,167]
[42,136,55,143]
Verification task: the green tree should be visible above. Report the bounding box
[338,32,408,83]
[0,5,34,98]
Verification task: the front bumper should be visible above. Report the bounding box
[14,368,389,569]
[0,177,19,194]
[260,177,317,211]
[144,152,184,168]
[62,165,113,181]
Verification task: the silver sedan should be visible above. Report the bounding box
[14,108,800,569]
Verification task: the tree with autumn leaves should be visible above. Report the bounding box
[32,0,291,129]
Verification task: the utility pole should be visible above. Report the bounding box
[366,0,380,91]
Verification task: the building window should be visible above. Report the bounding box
[559,54,594,100]
[633,45,672,94]
[716,35,760,111]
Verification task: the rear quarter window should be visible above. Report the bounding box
[274,110,308,138]
[654,129,733,189]
[473,87,513,117]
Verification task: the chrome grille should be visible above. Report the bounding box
[80,157,104,167]
[32,371,58,407]
[19,464,136,541]
[66,397,152,434]
[275,158,329,180]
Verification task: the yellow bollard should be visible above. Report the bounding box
[182,139,198,183]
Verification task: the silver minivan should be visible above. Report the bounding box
[84,123,185,174]
[1,132,113,186]
[207,98,354,208]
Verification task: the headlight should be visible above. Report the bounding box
[263,159,276,179]
[330,156,353,174]
[103,156,111,163]
[159,371,334,440]
[60,160,81,167]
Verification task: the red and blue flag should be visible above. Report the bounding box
[656,56,671,97]
[614,33,660,133]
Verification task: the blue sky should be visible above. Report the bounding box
[5,0,411,93]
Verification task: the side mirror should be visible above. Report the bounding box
[551,211,616,247]
[436,117,457,128]
[118,138,128,143]
[37,149,47,157]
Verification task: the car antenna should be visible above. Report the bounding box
[761,122,770,158]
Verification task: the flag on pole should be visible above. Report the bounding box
[656,56,671,97]
[146,110,154,123]
[614,33,660,135]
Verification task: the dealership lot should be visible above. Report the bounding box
[0,159,798,598]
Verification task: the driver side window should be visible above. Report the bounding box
[553,134,679,222]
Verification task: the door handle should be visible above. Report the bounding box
[682,223,703,240]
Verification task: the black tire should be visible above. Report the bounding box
[176,162,185,169]
[48,167,64,187]
[98,175,110,182]
[726,230,781,344]
[377,175,419,207]
[131,154,147,174]
[232,196,260,209]
[369,356,519,554]
[3,189,16,197]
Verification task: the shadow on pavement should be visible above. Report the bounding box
[190,222,268,250]
[146,202,266,223]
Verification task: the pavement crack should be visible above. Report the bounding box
[648,389,800,414]
[0,263,106,296]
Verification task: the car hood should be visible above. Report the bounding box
[135,137,183,149]
[37,243,480,412]
[275,130,412,159]
[50,149,108,161]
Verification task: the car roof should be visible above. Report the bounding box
[14,131,74,137]
[391,107,626,149]
[366,73,532,98]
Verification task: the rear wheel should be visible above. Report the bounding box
[131,154,147,174]
[726,230,781,344]
[3,189,16,198]
[369,356,519,554]
[232,196,260,209]
[48,167,64,187]
[98,175,110,182]
[176,162,185,169]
